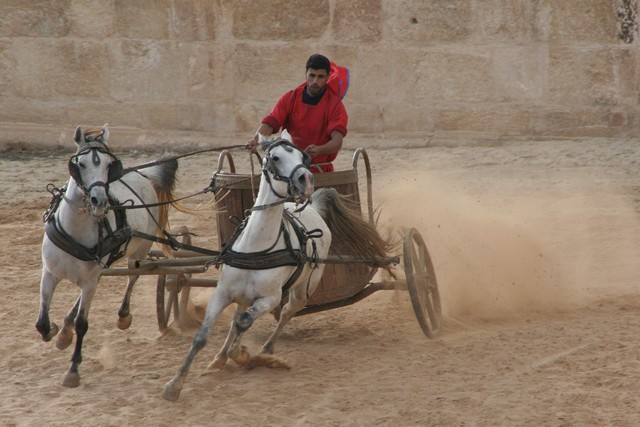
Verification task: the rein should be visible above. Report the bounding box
[120,145,245,175]
[110,146,257,210]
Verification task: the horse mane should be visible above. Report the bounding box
[311,188,397,273]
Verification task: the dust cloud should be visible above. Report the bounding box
[376,169,640,321]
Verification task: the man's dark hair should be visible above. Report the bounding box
[305,54,331,74]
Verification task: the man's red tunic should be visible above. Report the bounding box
[261,84,348,173]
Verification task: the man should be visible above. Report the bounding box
[246,54,348,173]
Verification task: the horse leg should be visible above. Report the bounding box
[162,289,231,402]
[228,296,289,369]
[63,285,97,388]
[56,296,80,350]
[117,274,140,330]
[208,306,245,370]
[35,269,60,342]
[262,287,308,355]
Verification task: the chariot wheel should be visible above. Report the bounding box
[403,227,442,338]
[156,226,194,332]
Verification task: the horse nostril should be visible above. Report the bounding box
[90,196,99,206]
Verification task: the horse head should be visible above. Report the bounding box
[68,123,123,217]
[258,130,314,203]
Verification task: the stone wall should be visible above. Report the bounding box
[0,0,638,150]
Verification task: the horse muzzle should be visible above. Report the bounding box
[87,182,110,217]
[291,168,314,202]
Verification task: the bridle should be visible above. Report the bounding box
[67,141,124,194]
[260,139,312,202]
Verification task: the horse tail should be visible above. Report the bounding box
[311,188,397,272]
[142,155,192,257]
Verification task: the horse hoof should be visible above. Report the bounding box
[62,372,80,388]
[43,323,59,342]
[208,356,227,370]
[230,345,251,367]
[117,313,133,330]
[56,329,73,350]
[162,381,181,402]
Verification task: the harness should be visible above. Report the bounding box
[44,185,131,267]
[211,209,323,292]
[43,137,131,268]
[208,138,322,293]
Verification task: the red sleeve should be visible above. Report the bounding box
[327,95,348,137]
[261,89,296,131]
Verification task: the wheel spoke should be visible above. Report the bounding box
[403,228,442,339]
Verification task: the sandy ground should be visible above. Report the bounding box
[1,137,640,426]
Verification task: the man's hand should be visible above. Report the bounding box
[245,138,259,153]
[305,145,319,157]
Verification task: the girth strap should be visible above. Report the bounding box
[221,248,303,270]
[210,210,324,293]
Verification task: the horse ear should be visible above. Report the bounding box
[257,132,269,151]
[74,126,84,145]
[281,129,292,143]
[101,123,110,146]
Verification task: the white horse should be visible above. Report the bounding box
[36,123,181,388]
[162,131,392,401]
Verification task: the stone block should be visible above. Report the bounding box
[142,102,205,131]
[532,108,612,137]
[0,0,71,37]
[11,39,109,100]
[139,101,240,134]
[66,103,146,129]
[491,45,545,101]
[379,102,434,134]
[170,0,216,41]
[536,0,618,43]
[609,110,628,127]
[232,0,330,40]
[0,40,11,98]
[332,0,382,43]
[186,44,234,103]
[411,49,495,103]
[231,44,309,103]
[389,0,473,42]
[115,0,170,39]
[435,105,532,134]
[205,102,245,134]
[348,103,384,133]
[346,48,406,104]
[548,46,635,107]
[109,40,189,102]
[68,0,115,38]
[474,0,530,41]
[235,103,268,134]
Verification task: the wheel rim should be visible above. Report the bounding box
[403,228,442,338]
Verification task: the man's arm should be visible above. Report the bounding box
[305,130,344,157]
[245,123,275,152]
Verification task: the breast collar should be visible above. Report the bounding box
[44,192,132,267]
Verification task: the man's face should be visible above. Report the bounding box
[305,68,329,97]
